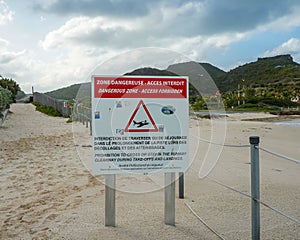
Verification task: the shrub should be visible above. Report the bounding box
[32,102,62,117]
[0,86,12,110]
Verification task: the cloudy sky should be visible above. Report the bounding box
[1,0,300,93]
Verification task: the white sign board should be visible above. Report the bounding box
[92,75,189,174]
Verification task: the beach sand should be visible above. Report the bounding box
[0,104,299,239]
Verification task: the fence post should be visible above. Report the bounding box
[250,136,260,240]
[179,172,184,199]
[90,119,92,136]
[89,108,92,136]
[85,108,89,128]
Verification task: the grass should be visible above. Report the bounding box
[269,110,300,115]
[226,103,300,114]
[32,102,62,117]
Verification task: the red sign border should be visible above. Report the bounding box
[124,100,158,132]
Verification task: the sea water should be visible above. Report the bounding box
[274,119,300,127]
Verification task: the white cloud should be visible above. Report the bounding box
[36,4,253,93]
[0,38,9,49]
[263,38,300,62]
[41,7,248,57]
[41,16,135,50]
[168,33,246,61]
[0,38,27,65]
[0,49,26,64]
[40,16,46,22]
[0,0,14,25]
[257,5,300,33]
[4,0,300,93]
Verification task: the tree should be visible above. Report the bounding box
[0,76,20,103]
[245,87,256,99]
[191,96,208,111]
[0,86,12,110]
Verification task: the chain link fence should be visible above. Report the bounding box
[33,92,72,117]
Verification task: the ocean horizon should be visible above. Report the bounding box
[274,119,300,127]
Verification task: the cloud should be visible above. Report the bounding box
[41,16,136,50]
[9,0,300,93]
[39,0,300,62]
[0,38,27,64]
[0,0,14,25]
[257,5,300,32]
[41,3,249,52]
[200,0,300,35]
[40,16,46,22]
[263,38,300,62]
[0,49,37,91]
[34,0,300,36]
[0,50,26,64]
[0,38,9,49]
[32,0,159,18]
[0,38,49,92]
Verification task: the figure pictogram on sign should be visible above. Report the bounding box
[133,120,149,128]
[125,100,158,132]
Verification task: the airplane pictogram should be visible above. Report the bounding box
[124,100,158,132]
[133,120,149,128]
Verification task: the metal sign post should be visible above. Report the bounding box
[92,75,189,227]
[165,172,175,225]
[105,174,116,227]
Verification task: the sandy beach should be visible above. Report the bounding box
[1,103,299,239]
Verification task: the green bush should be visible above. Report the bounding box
[237,103,258,109]
[32,102,62,117]
[0,77,20,103]
[0,86,12,110]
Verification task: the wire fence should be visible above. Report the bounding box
[188,133,300,239]
[76,106,299,239]
[33,92,72,117]
[72,101,92,135]
[258,146,300,164]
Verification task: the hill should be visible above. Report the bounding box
[167,61,226,95]
[125,64,226,96]
[215,54,300,92]
[125,67,177,76]
[45,83,82,100]
[43,54,300,101]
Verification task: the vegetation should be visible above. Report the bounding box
[32,102,62,117]
[0,86,13,111]
[43,54,300,113]
[190,55,300,112]
[215,54,300,92]
[45,83,82,101]
[0,76,21,119]
[126,67,177,76]
[0,76,21,103]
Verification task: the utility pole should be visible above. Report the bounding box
[242,79,245,105]
[238,82,240,106]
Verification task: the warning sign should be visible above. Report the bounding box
[125,100,158,132]
[92,75,189,174]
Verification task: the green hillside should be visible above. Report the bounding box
[125,67,177,76]
[216,54,300,92]
[199,62,226,79]
[45,83,82,100]
[167,61,226,96]
[43,54,300,109]
[126,64,226,96]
